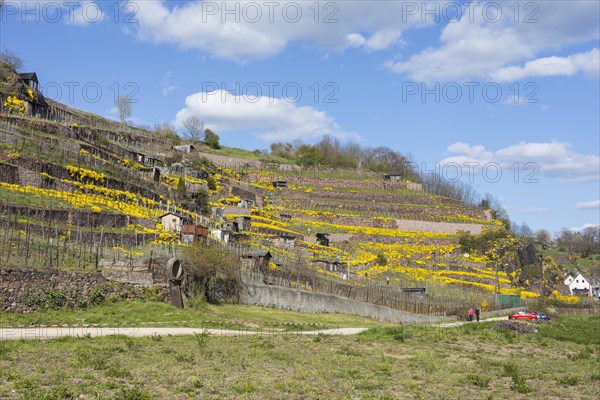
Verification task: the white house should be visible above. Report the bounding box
[564,273,592,297]
[160,212,184,233]
[564,275,575,286]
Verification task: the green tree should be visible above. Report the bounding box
[177,177,187,196]
[204,128,220,149]
[206,175,217,191]
[296,144,324,166]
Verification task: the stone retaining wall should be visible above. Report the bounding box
[395,219,485,235]
[0,268,165,312]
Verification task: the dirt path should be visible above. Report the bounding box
[0,327,368,341]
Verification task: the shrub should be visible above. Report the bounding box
[138,286,165,302]
[459,229,509,254]
[230,381,256,394]
[556,374,581,386]
[105,368,131,378]
[182,243,241,303]
[503,362,533,394]
[194,331,210,349]
[464,373,491,388]
[358,326,413,343]
[375,253,388,266]
[206,175,217,192]
[87,289,104,306]
[42,288,65,309]
[23,386,74,400]
[0,343,10,360]
[113,387,151,400]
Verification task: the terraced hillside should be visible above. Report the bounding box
[0,97,559,312]
[217,168,539,302]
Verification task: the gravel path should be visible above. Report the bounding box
[0,316,512,341]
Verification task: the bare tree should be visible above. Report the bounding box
[0,50,24,71]
[534,229,552,247]
[557,225,600,257]
[345,142,365,169]
[512,222,534,239]
[183,116,205,141]
[115,95,132,123]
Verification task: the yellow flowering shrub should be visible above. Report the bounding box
[66,165,106,184]
[551,290,579,304]
[3,95,25,115]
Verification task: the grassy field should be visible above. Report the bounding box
[0,301,385,331]
[0,303,598,399]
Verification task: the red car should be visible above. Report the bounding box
[508,310,538,320]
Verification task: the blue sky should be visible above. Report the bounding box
[1,0,599,234]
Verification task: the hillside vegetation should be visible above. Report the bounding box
[1,63,590,311]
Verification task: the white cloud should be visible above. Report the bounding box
[346,33,367,48]
[161,71,178,96]
[519,208,551,214]
[345,30,404,51]
[570,223,600,232]
[491,48,600,82]
[443,142,493,165]
[575,200,600,210]
[440,141,600,182]
[173,90,356,142]
[125,1,428,62]
[386,1,599,81]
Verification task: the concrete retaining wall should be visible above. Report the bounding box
[240,282,450,324]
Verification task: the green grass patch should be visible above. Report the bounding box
[537,314,600,345]
[0,300,384,331]
[462,373,491,388]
